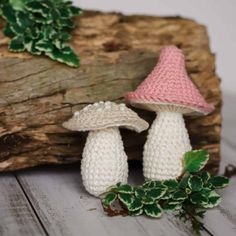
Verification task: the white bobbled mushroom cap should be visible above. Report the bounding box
[62,101,149,132]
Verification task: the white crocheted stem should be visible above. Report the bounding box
[81,127,128,197]
[143,111,192,180]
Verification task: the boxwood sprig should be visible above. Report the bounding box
[0,0,81,67]
[101,150,229,235]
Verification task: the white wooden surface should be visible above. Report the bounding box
[0,93,236,236]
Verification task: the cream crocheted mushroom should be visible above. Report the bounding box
[63,101,148,196]
[126,46,214,181]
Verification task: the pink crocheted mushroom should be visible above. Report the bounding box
[125,45,214,180]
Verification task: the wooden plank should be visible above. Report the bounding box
[0,173,46,236]
[16,165,204,236]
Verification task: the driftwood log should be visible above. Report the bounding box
[0,11,221,173]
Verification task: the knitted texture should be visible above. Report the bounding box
[143,111,192,180]
[63,101,149,132]
[125,45,214,115]
[82,127,128,196]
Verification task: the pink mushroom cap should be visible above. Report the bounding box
[125,45,214,115]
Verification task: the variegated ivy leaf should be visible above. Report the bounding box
[46,49,79,67]
[117,184,134,194]
[118,193,134,206]
[147,188,166,200]
[183,150,209,173]
[198,171,211,183]
[141,196,155,205]
[188,176,203,192]
[10,23,24,34]
[102,192,117,207]
[3,24,16,37]
[179,174,190,189]
[163,179,178,190]
[128,199,143,212]
[203,191,221,208]
[1,5,16,22]
[200,188,212,198]
[162,202,181,212]
[69,6,82,16]
[190,192,208,205]
[172,190,188,201]
[16,11,30,28]
[129,208,143,216]
[208,176,229,189]
[1,0,81,67]
[35,41,54,53]
[161,192,172,200]
[134,188,146,199]
[144,203,162,218]
[25,1,45,14]
[9,35,25,52]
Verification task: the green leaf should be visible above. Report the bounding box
[161,192,172,200]
[144,203,162,218]
[16,11,30,28]
[2,0,81,68]
[198,171,211,183]
[117,184,134,194]
[141,196,155,205]
[162,202,181,211]
[102,192,117,206]
[46,49,79,67]
[203,191,221,208]
[128,199,143,211]
[142,181,156,189]
[35,40,54,53]
[179,174,190,189]
[190,193,208,205]
[147,188,166,200]
[10,23,24,34]
[9,36,25,52]
[200,188,212,197]
[129,208,143,216]
[209,176,229,189]
[3,24,16,37]
[25,1,44,13]
[183,150,209,173]
[118,193,134,206]
[10,0,26,11]
[134,188,146,199]
[68,6,81,16]
[60,32,72,41]
[1,5,16,22]
[172,190,188,201]
[163,179,178,190]
[188,176,203,192]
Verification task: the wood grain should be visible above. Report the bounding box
[16,165,205,236]
[0,173,45,236]
[0,11,221,172]
[12,140,236,236]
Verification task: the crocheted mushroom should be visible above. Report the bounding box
[63,101,149,196]
[125,45,214,181]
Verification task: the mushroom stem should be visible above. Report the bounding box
[81,127,128,196]
[143,111,192,180]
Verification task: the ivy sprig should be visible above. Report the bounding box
[101,150,229,235]
[0,0,81,67]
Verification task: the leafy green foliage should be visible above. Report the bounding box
[183,150,209,173]
[0,0,81,67]
[101,150,229,235]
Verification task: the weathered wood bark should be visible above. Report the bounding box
[0,11,221,173]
